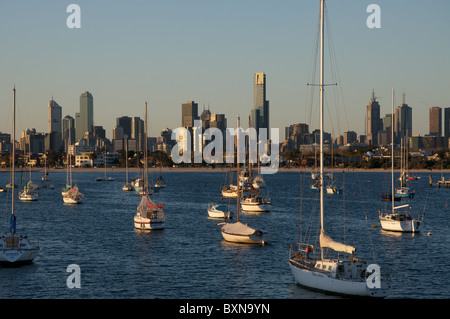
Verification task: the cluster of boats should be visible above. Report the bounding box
[0,1,429,299]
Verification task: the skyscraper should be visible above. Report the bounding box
[181,101,199,127]
[250,72,269,139]
[47,98,62,151]
[131,117,144,152]
[394,94,412,143]
[445,107,450,138]
[116,116,132,138]
[429,106,442,136]
[75,91,94,141]
[366,90,381,146]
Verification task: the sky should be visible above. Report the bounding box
[1,0,450,143]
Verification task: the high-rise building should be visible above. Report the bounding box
[250,72,269,139]
[48,98,62,151]
[429,106,442,136]
[445,107,450,138]
[394,94,412,143]
[343,131,357,145]
[116,116,132,138]
[131,117,144,152]
[75,91,94,141]
[181,101,199,128]
[366,90,381,146]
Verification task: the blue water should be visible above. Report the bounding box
[0,169,449,299]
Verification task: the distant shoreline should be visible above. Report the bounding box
[0,167,443,174]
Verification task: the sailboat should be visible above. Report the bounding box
[240,116,271,212]
[207,202,232,219]
[134,102,165,230]
[154,167,166,189]
[241,170,271,212]
[378,89,423,233]
[289,1,390,298]
[220,167,238,198]
[18,146,38,201]
[96,150,114,181]
[41,154,49,181]
[220,116,265,244]
[0,87,39,265]
[395,139,414,198]
[122,139,133,191]
[62,137,83,204]
[40,154,54,189]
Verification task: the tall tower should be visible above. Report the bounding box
[366,89,381,146]
[75,91,94,141]
[116,116,132,138]
[444,107,450,138]
[181,101,199,128]
[394,93,412,143]
[429,106,442,136]
[47,98,62,151]
[250,72,269,139]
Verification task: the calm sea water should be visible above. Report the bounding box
[0,168,449,299]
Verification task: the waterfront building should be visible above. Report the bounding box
[444,107,450,138]
[48,98,62,151]
[75,91,94,142]
[182,101,199,128]
[250,72,270,139]
[394,93,412,143]
[429,106,442,136]
[366,90,381,146]
[116,116,132,138]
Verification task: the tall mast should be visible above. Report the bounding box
[391,88,394,211]
[125,137,128,183]
[319,0,325,233]
[237,115,240,222]
[12,87,16,228]
[319,0,325,260]
[144,102,148,195]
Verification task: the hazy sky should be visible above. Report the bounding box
[1,0,449,142]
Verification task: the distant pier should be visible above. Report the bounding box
[433,175,450,188]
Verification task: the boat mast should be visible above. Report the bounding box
[12,87,16,234]
[237,115,240,222]
[125,137,128,183]
[319,0,325,239]
[391,88,394,212]
[144,102,148,196]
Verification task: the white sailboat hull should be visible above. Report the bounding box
[207,204,231,219]
[134,216,165,230]
[0,235,39,265]
[221,191,237,198]
[63,196,81,204]
[241,199,271,212]
[122,184,133,191]
[289,261,388,298]
[220,222,264,244]
[380,218,421,232]
[0,248,39,265]
[18,192,38,201]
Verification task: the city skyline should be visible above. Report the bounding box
[1,1,449,142]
